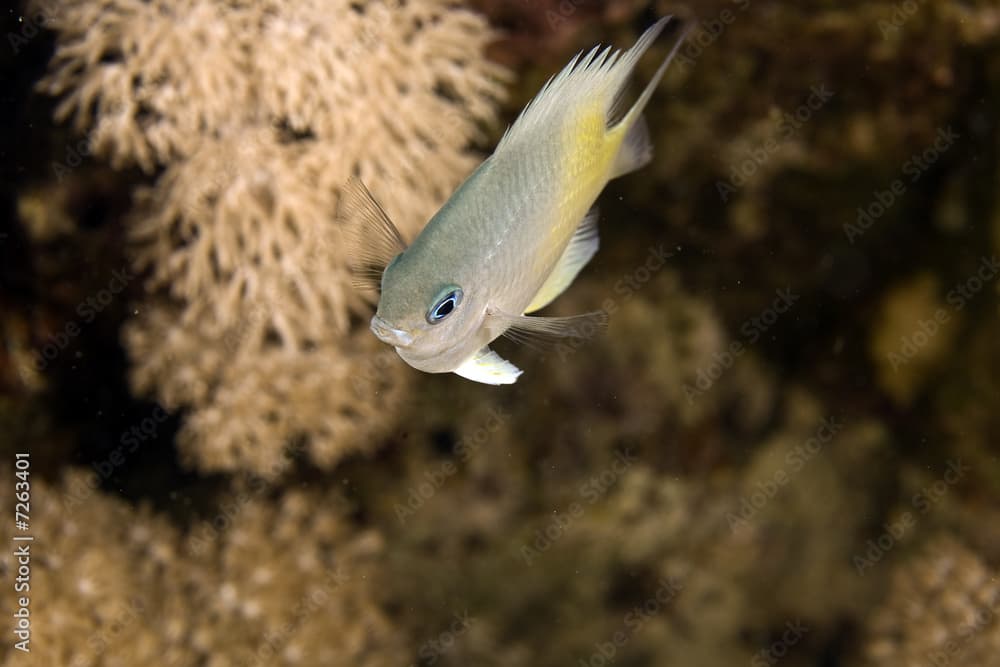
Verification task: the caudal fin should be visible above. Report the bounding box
[608,20,690,179]
[609,114,652,179]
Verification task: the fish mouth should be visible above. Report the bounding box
[370,315,414,348]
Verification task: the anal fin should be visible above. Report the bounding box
[454,347,522,385]
[525,207,600,313]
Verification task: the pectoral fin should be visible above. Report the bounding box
[489,308,608,351]
[525,207,600,313]
[454,347,523,385]
[338,177,407,292]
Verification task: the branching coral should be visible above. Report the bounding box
[0,468,184,666]
[0,469,408,667]
[37,0,508,172]
[863,537,1000,667]
[126,304,407,474]
[36,0,258,171]
[37,0,509,475]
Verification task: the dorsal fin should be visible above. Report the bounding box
[495,17,679,152]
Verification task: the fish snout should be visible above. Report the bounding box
[370,315,414,348]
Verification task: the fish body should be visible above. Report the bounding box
[351,17,687,384]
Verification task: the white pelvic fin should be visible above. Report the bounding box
[609,114,652,179]
[525,207,600,313]
[454,347,523,385]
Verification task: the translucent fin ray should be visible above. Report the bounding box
[491,309,608,352]
[338,177,407,292]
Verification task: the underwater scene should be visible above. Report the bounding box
[2,0,1000,665]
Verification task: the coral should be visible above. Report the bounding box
[180,483,407,667]
[35,0,258,171]
[358,335,890,667]
[126,302,406,474]
[17,185,75,242]
[13,1,1000,665]
[869,273,958,405]
[37,0,510,475]
[0,468,184,666]
[863,537,1000,667]
[36,0,509,173]
[0,469,408,667]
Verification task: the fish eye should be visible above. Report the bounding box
[427,287,463,324]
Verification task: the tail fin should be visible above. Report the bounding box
[608,19,690,179]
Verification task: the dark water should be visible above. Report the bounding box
[2,1,999,666]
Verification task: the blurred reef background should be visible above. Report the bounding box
[2,0,1000,665]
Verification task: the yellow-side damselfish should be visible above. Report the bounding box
[344,17,688,384]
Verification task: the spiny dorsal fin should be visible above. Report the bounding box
[524,206,600,313]
[338,177,407,292]
[496,16,678,152]
[495,43,622,151]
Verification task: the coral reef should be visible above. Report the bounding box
[356,375,891,666]
[869,273,958,405]
[35,0,509,475]
[862,537,1000,667]
[6,0,1000,665]
[0,469,407,667]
